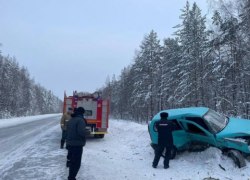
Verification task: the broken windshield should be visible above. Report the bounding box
[203,109,228,134]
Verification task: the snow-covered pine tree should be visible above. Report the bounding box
[0,50,62,118]
[174,2,209,107]
[239,0,250,118]
[209,0,249,116]
[161,37,181,109]
[132,30,162,120]
[15,67,32,116]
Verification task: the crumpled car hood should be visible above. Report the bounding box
[217,118,250,138]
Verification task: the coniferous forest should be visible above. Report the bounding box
[0,54,62,118]
[101,0,250,122]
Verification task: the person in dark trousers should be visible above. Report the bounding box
[66,107,86,180]
[152,112,176,169]
[60,107,73,149]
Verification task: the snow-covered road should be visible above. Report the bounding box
[1,116,250,180]
[0,115,62,179]
[0,116,59,162]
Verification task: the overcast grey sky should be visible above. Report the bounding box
[0,0,209,100]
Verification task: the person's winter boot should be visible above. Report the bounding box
[66,159,70,168]
[60,140,64,149]
[164,165,169,169]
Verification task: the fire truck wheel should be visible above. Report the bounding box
[94,134,105,138]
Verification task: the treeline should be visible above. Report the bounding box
[101,0,250,122]
[0,54,62,118]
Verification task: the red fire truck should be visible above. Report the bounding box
[63,91,109,138]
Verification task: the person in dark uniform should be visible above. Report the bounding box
[152,112,176,169]
[66,107,86,180]
[60,107,73,149]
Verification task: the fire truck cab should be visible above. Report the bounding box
[63,91,109,138]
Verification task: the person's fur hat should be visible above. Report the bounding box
[160,112,168,119]
[75,107,85,114]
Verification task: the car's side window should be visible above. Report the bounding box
[186,123,206,135]
[171,119,182,130]
[153,119,182,132]
[185,117,209,131]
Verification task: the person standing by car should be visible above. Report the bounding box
[60,107,73,149]
[66,107,86,180]
[152,112,176,169]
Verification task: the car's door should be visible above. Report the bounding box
[169,119,190,150]
[178,119,217,146]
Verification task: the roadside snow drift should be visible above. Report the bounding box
[1,117,250,180]
[0,114,61,128]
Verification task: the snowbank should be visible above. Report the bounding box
[0,113,61,128]
[82,119,250,180]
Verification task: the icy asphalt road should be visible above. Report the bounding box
[0,115,62,180]
[0,116,60,161]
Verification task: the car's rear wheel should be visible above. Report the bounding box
[170,146,177,159]
[150,143,157,150]
[227,149,246,168]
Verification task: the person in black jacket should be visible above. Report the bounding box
[152,112,176,169]
[66,107,86,180]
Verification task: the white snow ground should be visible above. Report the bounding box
[1,116,250,180]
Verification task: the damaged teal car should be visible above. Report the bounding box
[148,107,250,168]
